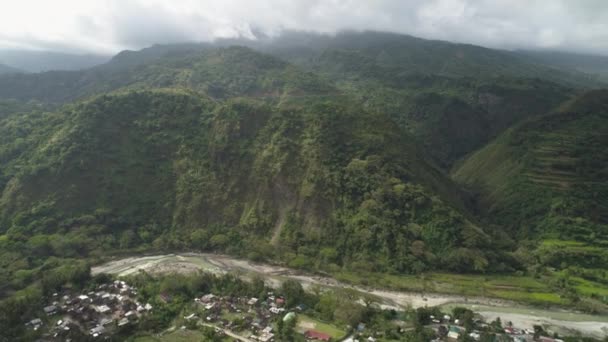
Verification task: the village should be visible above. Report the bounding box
[162,291,567,342]
[185,291,326,342]
[25,276,575,342]
[25,279,153,340]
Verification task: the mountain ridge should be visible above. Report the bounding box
[0,31,607,314]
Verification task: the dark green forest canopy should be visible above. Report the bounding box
[0,32,607,320]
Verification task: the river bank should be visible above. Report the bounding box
[92,253,608,338]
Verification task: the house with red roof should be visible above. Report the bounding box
[304,330,331,341]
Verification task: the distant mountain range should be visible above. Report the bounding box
[517,50,608,82]
[0,49,110,72]
[0,62,22,74]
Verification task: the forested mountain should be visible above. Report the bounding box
[247,31,603,87]
[517,50,608,83]
[0,90,504,296]
[0,31,607,324]
[0,32,592,168]
[0,46,332,104]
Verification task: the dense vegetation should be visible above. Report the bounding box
[0,31,607,338]
[0,83,504,296]
[453,90,608,307]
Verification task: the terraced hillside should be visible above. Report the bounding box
[524,128,587,190]
[452,90,608,270]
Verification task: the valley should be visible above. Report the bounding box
[93,253,608,338]
[1,29,607,341]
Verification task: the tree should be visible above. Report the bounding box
[281,279,304,308]
[533,325,545,339]
[452,307,474,331]
[278,314,298,341]
[437,325,448,338]
[250,274,266,298]
[490,317,502,333]
[201,326,223,342]
[316,293,337,321]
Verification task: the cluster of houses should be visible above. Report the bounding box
[427,314,564,342]
[185,291,333,342]
[191,292,290,341]
[25,280,153,340]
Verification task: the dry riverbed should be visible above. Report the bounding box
[92,253,608,338]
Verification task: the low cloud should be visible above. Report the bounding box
[1,0,607,55]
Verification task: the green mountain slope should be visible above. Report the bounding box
[250,32,608,168]
[452,90,608,269]
[2,33,608,330]
[256,31,603,88]
[0,46,332,104]
[0,32,587,168]
[0,76,513,303]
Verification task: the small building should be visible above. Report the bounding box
[44,305,58,316]
[117,317,130,327]
[28,318,43,328]
[469,332,481,341]
[95,305,111,314]
[248,297,259,305]
[90,325,105,336]
[99,318,113,326]
[201,294,216,303]
[304,330,331,341]
[447,326,463,340]
[259,333,274,342]
[270,307,285,314]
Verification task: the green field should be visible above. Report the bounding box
[333,270,608,307]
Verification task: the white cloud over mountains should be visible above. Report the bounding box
[1,0,607,55]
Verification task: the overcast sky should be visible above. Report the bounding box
[1,0,608,55]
